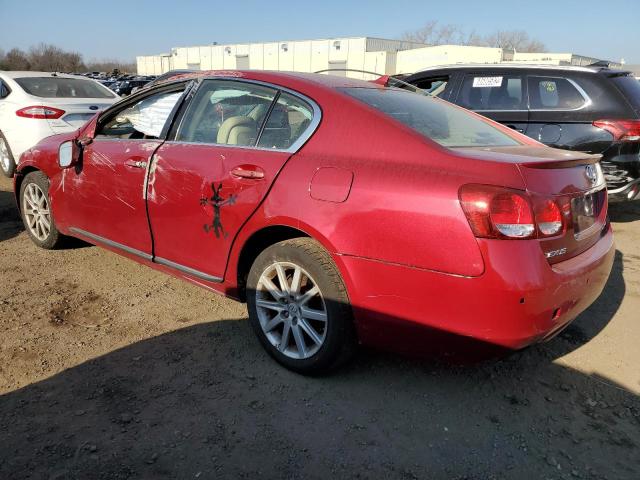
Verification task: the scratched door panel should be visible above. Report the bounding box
[147,143,291,279]
[60,139,161,254]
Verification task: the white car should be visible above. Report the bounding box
[0,71,119,177]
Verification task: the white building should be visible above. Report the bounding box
[137,37,425,79]
[395,45,505,74]
[136,36,621,78]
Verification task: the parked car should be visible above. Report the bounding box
[14,71,614,373]
[395,64,640,202]
[0,71,119,177]
[112,79,151,96]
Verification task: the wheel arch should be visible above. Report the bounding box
[13,166,42,212]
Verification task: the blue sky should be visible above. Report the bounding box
[1,0,638,64]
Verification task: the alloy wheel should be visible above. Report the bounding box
[0,137,11,173]
[22,183,51,242]
[255,261,328,360]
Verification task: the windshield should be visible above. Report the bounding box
[341,87,521,148]
[15,77,116,99]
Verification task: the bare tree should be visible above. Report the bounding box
[483,30,546,52]
[402,21,547,52]
[28,43,84,72]
[85,58,136,74]
[402,21,468,45]
[1,48,31,70]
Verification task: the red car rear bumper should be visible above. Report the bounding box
[338,225,614,354]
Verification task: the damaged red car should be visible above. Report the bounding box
[14,71,614,373]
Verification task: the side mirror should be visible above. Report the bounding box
[0,83,9,99]
[58,141,81,168]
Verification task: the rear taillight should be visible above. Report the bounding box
[534,199,563,237]
[593,119,640,142]
[16,106,65,119]
[459,185,564,240]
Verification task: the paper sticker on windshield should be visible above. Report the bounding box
[472,76,503,88]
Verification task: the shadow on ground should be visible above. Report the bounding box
[1,279,638,479]
[0,190,23,241]
[608,200,640,223]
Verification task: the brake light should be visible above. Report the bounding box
[459,185,535,239]
[459,185,564,240]
[16,106,65,119]
[593,119,640,142]
[535,199,563,237]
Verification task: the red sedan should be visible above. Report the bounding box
[14,71,614,373]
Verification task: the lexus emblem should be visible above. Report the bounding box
[585,164,598,185]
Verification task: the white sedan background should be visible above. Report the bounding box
[0,71,119,177]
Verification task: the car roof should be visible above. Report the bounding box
[0,71,91,79]
[161,70,381,90]
[407,63,632,76]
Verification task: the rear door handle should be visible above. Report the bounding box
[507,125,524,133]
[125,159,147,169]
[231,165,265,179]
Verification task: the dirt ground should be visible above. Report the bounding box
[0,174,638,480]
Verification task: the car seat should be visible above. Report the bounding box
[217,116,258,146]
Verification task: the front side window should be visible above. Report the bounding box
[176,80,278,146]
[97,89,184,139]
[413,76,449,97]
[15,77,116,99]
[343,87,521,148]
[528,76,586,110]
[257,92,314,150]
[458,74,524,110]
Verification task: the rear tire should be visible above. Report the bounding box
[0,132,16,178]
[247,238,356,374]
[19,171,65,249]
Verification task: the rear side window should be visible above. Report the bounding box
[610,75,640,114]
[458,74,524,110]
[15,77,116,99]
[343,87,521,148]
[528,76,587,110]
[257,92,314,150]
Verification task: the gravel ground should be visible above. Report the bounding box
[0,174,638,480]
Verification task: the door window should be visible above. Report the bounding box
[96,89,184,139]
[458,74,524,110]
[176,80,278,146]
[257,92,314,150]
[528,76,588,110]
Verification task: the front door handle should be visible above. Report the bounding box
[125,159,147,169]
[231,165,265,179]
[507,124,524,133]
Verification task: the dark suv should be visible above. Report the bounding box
[399,65,640,201]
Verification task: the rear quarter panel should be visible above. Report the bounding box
[230,90,529,280]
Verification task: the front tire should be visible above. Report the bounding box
[0,132,16,178]
[19,171,65,249]
[247,238,356,374]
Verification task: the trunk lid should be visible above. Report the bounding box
[24,94,116,132]
[458,145,608,263]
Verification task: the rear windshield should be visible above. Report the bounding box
[342,87,521,148]
[611,75,640,115]
[15,77,116,99]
